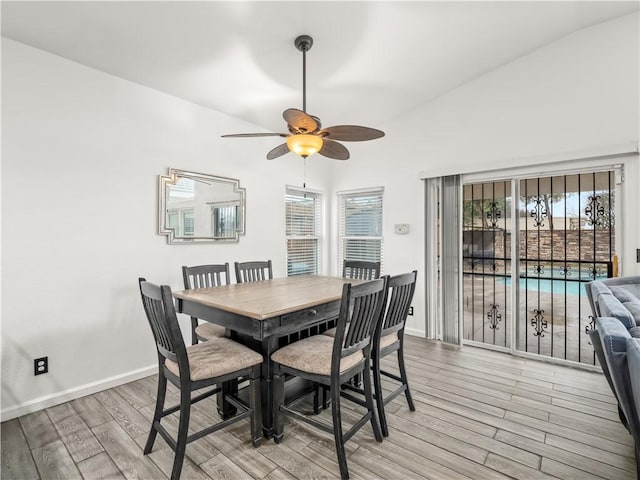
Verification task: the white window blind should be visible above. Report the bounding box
[182,210,195,236]
[338,188,384,271]
[211,202,238,238]
[286,188,322,276]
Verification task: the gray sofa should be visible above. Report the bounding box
[586,276,640,475]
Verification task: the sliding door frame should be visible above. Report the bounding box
[421,152,637,371]
[461,159,624,370]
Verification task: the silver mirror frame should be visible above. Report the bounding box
[158,168,246,244]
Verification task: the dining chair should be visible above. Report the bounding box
[342,260,381,280]
[271,277,388,480]
[182,263,231,345]
[320,260,380,393]
[372,270,417,437]
[322,261,381,341]
[138,278,263,480]
[234,260,273,283]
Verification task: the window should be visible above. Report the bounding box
[211,202,240,239]
[338,188,384,271]
[167,208,195,237]
[286,187,322,276]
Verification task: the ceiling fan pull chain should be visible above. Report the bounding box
[303,157,307,193]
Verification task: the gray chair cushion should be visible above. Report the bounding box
[195,322,226,340]
[166,337,263,381]
[325,326,397,349]
[380,333,398,349]
[322,326,342,338]
[271,335,363,376]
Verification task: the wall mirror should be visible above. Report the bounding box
[159,168,246,244]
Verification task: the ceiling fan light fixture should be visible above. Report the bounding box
[287,134,323,158]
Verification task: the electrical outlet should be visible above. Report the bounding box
[408,306,414,316]
[34,357,48,375]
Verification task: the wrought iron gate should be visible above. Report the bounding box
[462,171,616,365]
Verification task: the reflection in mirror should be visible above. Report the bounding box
[158,169,245,244]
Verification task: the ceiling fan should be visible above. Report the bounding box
[222,34,385,160]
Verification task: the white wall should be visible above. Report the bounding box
[1,39,333,419]
[330,12,639,337]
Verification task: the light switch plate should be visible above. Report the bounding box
[394,224,410,234]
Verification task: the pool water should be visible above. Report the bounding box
[501,277,587,296]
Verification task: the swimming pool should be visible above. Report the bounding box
[500,277,587,296]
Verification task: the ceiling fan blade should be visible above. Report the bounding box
[318,139,350,160]
[283,108,318,134]
[266,143,291,160]
[221,133,287,138]
[319,125,385,142]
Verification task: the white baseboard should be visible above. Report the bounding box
[405,327,426,338]
[2,328,428,421]
[1,364,157,422]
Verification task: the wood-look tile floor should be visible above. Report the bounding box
[2,337,637,479]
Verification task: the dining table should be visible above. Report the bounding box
[173,274,362,437]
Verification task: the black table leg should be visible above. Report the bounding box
[260,336,280,438]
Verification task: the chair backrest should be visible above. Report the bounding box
[138,278,186,367]
[331,277,388,370]
[182,263,231,290]
[378,270,418,339]
[343,260,381,280]
[235,260,273,283]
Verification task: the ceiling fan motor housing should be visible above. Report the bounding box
[294,35,313,52]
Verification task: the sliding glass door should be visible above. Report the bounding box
[462,170,617,365]
[462,181,513,349]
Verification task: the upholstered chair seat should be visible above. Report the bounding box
[324,326,397,349]
[322,326,342,338]
[194,322,226,341]
[378,332,399,350]
[271,335,364,376]
[165,337,263,381]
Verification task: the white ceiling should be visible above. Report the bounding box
[2,1,638,133]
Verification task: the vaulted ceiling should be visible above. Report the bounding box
[2,1,638,133]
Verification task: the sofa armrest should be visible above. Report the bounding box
[596,317,638,436]
[625,337,640,444]
[597,316,632,352]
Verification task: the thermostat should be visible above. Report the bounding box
[394,224,410,234]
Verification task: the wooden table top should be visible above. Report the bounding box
[173,275,363,321]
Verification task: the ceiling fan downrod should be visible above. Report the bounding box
[294,35,313,114]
